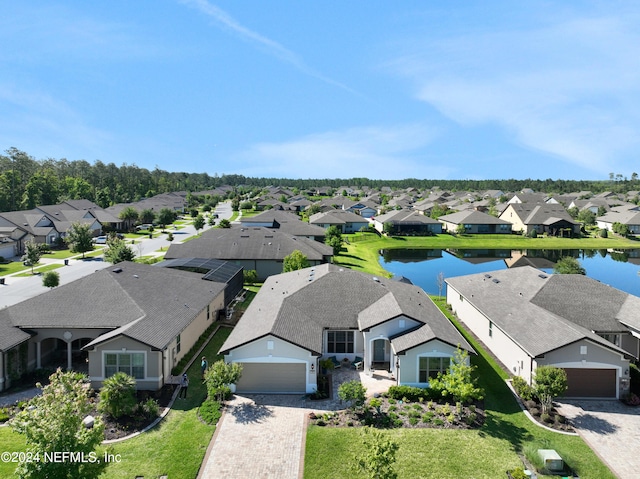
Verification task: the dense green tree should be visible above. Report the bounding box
[204,361,243,403]
[218,218,231,228]
[428,348,483,404]
[243,269,257,284]
[42,270,60,289]
[139,208,156,225]
[119,206,139,232]
[430,204,449,219]
[65,222,94,258]
[104,238,136,264]
[157,208,176,229]
[10,369,105,479]
[554,256,586,275]
[577,209,596,225]
[533,365,568,414]
[325,225,343,255]
[283,250,310,272]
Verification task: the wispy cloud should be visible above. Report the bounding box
[180,0,357,94]
[231,124,450,179]
[390,7,640,176]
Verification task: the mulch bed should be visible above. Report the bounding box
[309,397,485,429]
[520,399,574,433]
[95,385,176,441]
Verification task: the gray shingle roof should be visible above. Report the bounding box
[0,262,226,351]
[445,266,634,358]
[439,210,511,225]
[220,264,471,356]
[165,226,332,261]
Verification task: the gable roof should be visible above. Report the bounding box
[165,226,332,261]
[220,264,472,356]
[445,266,634,358]
[438,210,511,225]
[375,210,440,225]
[309,210,368,225]
[503,203,577,225]
[0,262,226,351]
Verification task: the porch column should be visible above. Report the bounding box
[36,341,41,369]
[63,331,73,370]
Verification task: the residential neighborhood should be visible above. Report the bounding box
[1,180,640,479]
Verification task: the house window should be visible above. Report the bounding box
[419,357,451,382]
[176,334,181,354]
[104,352,145,379]
[327,331,354,354]
[489,321,493,337]
[600,334,620,346]
[207,304,210,320]
[267,340,274,350]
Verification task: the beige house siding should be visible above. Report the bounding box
[396,339,462,387]
[500,205,526,233]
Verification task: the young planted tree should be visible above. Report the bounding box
[42,270,60,289]
[243,269,258,285]
[533,365,568,414]
[65,222,94,258]
[352,427,399,479]
[283,250,310,272]
[193,213,205,233]
[204,360,243,403]
[338,380,366,410]
[21,240,41,274]
[10,369,105,479]
[428,348,483,404]
[436,271,445,299]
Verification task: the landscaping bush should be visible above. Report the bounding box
[198,399,222,425]
[139,398,160,418]
[98,372,137,419]
[337,380,366,409]
[387,385,442,402]
[511,376,535,401]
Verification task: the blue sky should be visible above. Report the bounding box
[2,1,639,181]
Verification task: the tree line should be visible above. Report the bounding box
[2,147,639,212]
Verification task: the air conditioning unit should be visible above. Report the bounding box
[537,449,564,472]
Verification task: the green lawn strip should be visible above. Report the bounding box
[14,263,64,277]
[41,249,75,260]
[0,427,27,477]
[100,325,231,478]
[239,209,260,218]
[229,212,239,222]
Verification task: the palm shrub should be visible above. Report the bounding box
[98,372,137,418]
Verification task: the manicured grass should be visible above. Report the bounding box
[239,209,261,218]
[15,263,64,277]
[0,326,232,479]
[305,298,616,479]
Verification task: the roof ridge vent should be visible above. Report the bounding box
[492,278,500,284]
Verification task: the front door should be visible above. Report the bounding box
[373,339,385,362]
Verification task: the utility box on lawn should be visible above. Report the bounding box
[537,449,564,472]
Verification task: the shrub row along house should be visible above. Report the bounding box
[446,266,639,399]
[0,261,242,391]
[220,264,474,394]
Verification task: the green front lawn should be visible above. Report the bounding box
[14,263,64,277]
[304,299,616,479]
[0,326,232,479]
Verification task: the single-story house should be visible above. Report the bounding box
[373,210,442,235]
[309,210,370,233]
[239,210,327,241]
[446,266,637,398]
[438,210,512,234]
[164,226,333,281]
[220,264,474,394]
[597,207,640,235]
[500,203,580,236]
[0,262,229,391]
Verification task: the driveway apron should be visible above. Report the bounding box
[557,400,640,479]
[198,395,307,479]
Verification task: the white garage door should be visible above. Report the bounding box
[235,363,306,394]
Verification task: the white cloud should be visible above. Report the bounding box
[391,8,640,176]
[179,0,356,94]
[232,124,450,179]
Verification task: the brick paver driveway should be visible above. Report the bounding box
[557,400,640,479]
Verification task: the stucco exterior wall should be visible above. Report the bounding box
[364,316,420,371]
[224,335,319,393]
[447,285,534,382]
[396,339,462,387]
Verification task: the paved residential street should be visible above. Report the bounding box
[0,203,231,308]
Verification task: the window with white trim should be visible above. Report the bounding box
[419,356,451,382]
[105,352,145,379]
[176,334,181,354]
[326,331,354,354]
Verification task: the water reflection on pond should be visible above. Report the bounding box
[380,248,640,296]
